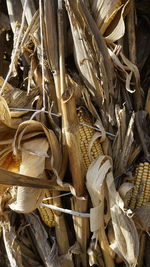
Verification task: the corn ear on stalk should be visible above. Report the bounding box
[39,108,104,228]
[78,108,104,170]
[38,189,55,228]
[129,162,150,210]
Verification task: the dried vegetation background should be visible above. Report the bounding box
[0,0,150,266]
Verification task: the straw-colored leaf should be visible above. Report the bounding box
[9,137,48,213]
[13,120,62,173]
[90,0,129,35]
[106,171,139,267]
[112,106,135,176]
[3,223,23,267]
[0,95,11,127]
[105,1,130,43]
[86,155,139,266]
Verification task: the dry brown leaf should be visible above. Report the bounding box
[134,203,150,232]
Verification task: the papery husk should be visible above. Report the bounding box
[9,119,62,213]
[87,239,105,267]
[90,0,129,37]
[112,105,135,176]
[25,213,61,267]
[2,84,39,110]
[6,0,25,34]
[87,156,115,267]
[3,222,23,267]
[20,0,37,26]
[86,155,139,267]
[9,137,48,213]
[13,120,62,173]
[0,96,17,168]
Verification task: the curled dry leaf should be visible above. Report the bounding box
[86,155,139,267]
[9,120,62,213]
[90,0,130,39]
[13,120,62,173]
[9,137,48,213]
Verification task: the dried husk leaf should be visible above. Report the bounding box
[90,0,129,36]
[112,106,135,176]
[3,223,23,267]
[6,0,24,34]
[9,119,62,213]
[86,155,115,267]
[134,203,150,232]
[13,120,62,173]
[65,0,105,101]
[0,95,11,127]
[104,1,130,43]
[9,137,48,213]
[25,213,61,267]
[86,155,139,266]
[87,239,105,267]
[106,171,139,267]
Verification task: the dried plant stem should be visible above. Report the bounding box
[0,168,69,191]
[44,0,61,113]
[126,0,142,110]
[145,87,150,115]
[51,192,74,267]
[58,1,89,266]
[137,232,146,267]
[0,0,27,95]
[39,0,46,110]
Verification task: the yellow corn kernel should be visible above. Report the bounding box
[129,162,150,210]
[78,108,103,170]
[38,190,55,227]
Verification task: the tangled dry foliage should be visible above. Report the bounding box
[0,0,150,266]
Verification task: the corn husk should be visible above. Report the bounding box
[9,137,48,213]
[86,155,139,267]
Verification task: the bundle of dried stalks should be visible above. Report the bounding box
[0,0,150,266]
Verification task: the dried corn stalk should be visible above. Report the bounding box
[64,0,115,125]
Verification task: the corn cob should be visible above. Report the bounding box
[129,162,150,210]
[78,108,104,171]
[39,108,103,228]
[38,189,55,227]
